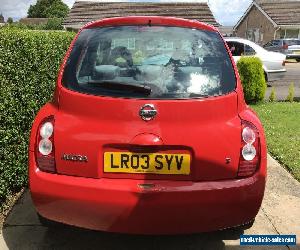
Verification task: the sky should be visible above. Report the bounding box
[0,0,252,26]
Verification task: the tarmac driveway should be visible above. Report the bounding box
[0,155,299,250]
[266,62,300,101]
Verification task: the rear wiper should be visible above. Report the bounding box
[189,93,210,98]
[87,80,151,95]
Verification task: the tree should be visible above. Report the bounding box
[7,17,13,24]
[27,0,69,18]
[43,17,64,30]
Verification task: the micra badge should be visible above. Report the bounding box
[62,154,88,162]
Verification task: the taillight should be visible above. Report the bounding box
[238,121,260,178]
[35,116,56,173]
[282,60,286,66]
[282,44,288,50]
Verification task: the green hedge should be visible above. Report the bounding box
[237,57,266,104]
[0,28,75,204]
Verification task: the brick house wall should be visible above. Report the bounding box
[235,5,276,45]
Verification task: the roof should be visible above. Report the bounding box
[257,0,300,26]
[63,1,218,30]
[234,0,300,29]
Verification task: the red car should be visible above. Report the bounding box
[29,16,267,234]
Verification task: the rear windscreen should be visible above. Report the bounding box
[284,40,300,46]
[62,26,236,99]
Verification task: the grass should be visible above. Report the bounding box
[251,102,300,181]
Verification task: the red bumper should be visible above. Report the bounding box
[29,153,266,235]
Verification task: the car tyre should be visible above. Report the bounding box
[264,71,268,82]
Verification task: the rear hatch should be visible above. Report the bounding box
[54,24,241,181]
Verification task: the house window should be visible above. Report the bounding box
[146,39,174,50]
[112,38,135,49]
[285,29,299,39]
[127,38,135,49]
[280,29,300,39]
[246,28,260,43]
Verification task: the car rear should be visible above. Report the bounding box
[29,17,266,234]
[284,39,300,61]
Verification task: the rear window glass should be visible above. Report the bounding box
[62,26,236,99]
[284,40,300,46]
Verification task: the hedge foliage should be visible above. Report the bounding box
[237,57,266,104]
[0,28,75,204]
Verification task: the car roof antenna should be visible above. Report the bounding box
[148,19,152,27]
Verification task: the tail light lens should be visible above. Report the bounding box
[35,116,56,173]
[238,121,260,178]
[282,44,288,50]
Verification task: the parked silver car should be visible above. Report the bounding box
[225,37,286,82]
[263,39,300,62]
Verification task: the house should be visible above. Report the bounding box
[0,13,5,26]
[218,26,235,37]
[234,0,300,45]
[63,1,218,30]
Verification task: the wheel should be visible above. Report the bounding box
[296,59,300,62]
[264,71,268,82]
[264,72,272,87]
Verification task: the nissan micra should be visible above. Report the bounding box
[29,16,267,234]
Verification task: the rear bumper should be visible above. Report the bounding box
[266,69,286,81]
[286,54,300,59]
[29,152,266,235]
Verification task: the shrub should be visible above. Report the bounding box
[286,83,295,102]
[7,18,13,24]
[269,87,276,102]
[237,57,266,104]
[0,29,75,204]
[43,18,64,30]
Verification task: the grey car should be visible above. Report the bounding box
[263,39,300,62]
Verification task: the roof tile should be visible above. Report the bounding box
[63,1,218,29]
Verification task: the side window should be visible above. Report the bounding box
[264,41,273,47]
[227,42,244,56]
[284,40,300,46]
[272,40,281,46]
[244,44,256,55]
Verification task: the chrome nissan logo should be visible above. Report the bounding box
[139,104,157,121]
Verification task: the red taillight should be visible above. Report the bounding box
[282,44,288,50]
[237,121,260,178]
[35,116,56,173]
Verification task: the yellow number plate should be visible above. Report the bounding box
[104,152,190,175]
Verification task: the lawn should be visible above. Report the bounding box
[251,102,300,181]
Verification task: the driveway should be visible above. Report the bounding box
[265,62,300,101]
[0,155,299,250]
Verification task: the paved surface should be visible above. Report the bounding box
[0,155,299,250]
[265,62,300,101]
